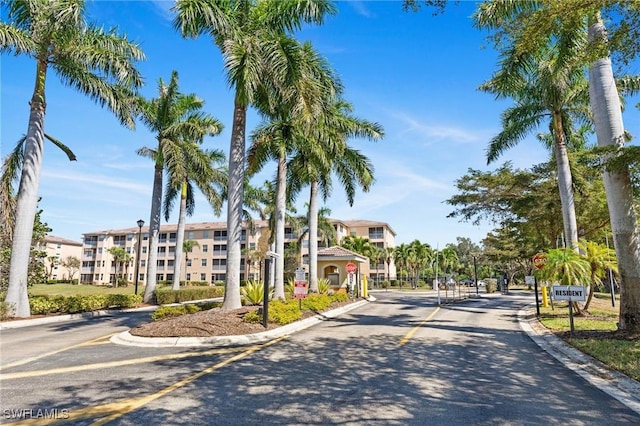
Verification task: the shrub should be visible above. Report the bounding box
[107,294,142,308]
[241,280,270,305]
[285,279,295,296]
[153,305,195,321]
[330,292,349,303]
[156,287,224,304]
[485,278,498,293]
[29,296,59,315]
[0,301,9,320]
[317,279,331,295]
[268,300,302,325]
[301,294,331,311]
[243,309,261,323]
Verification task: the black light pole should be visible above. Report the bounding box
[134,219,144,295]
[473,256,479,296]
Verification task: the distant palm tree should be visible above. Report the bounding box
[182,240,200,285]
[174,0,337,310]
[164,144,226,290]
[108,246,132,288]
[1,0,144,317]
[136,71,222,303]
[385,247,395,283]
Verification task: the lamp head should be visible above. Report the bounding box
[137,219,145,228]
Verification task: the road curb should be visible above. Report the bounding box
[110,299,370,348]
[518,306,640,416]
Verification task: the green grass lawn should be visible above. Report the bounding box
[29,283,143,297]
[538,293,640,382]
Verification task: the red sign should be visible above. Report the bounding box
[533,253,547,270]
[294,281,307,299]
[346,262,357,274]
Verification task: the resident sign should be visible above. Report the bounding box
[552,285,586,301]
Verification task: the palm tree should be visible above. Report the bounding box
[587,11,640,332]
[46,256,58,280]
[287,99,383,292]
[578,239,618,312]
[475,12,591,251]
[1,0,144,317]
[393,243,410,286]
[474,0,640,333]
[164,144,226,291]
[108,246,131,288]
[136,71,222,303]
[174,0,337,310]
[182,239,200,285]
[248,41,341,300]
[384,246,395,283]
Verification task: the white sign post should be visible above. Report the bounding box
[552,285,587,333]
[552,285,586,302]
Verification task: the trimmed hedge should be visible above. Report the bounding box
[155,286,225,304]
[28,294,142,315]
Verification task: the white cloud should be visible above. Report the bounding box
[41,170,150,194]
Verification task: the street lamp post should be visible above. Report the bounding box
[134,219,144,295]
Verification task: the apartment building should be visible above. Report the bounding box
[80,219,396,285]
[40,235,83,280]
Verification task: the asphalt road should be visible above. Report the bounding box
[1,292,639,425]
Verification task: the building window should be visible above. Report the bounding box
[158,246,166,255]
[141,260,146,267]
[201,259,207,267]
[167,260,174,268]
[369,227,384,239]
[214,230,226,241]
[203,230,209,238]
[213,244,227,255]
[142,247,147,254]
[98,248,102,254]
[188,231,195,240]
[157,260,165,269]
[186,273,191,281]
[202,244,208,253]
[200,273,206,281]
[127,234,133,241]
[186,259,192,267]
[143,233,149,241]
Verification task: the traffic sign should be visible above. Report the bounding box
[294,280,307,299]
[533,253,547,270]
[346,262,357,274]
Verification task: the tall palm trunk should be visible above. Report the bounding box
[6,62,48,317]
[143,162,163,303]
[273,154,287,300]
[308,180,319,292]
[588,14,640,332]
[223,102,247,310]
[172,181,188,290]
[552,112,579,250]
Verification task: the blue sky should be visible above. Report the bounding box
[2,1,639,247]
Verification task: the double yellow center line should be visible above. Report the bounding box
[399,307,440,346]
